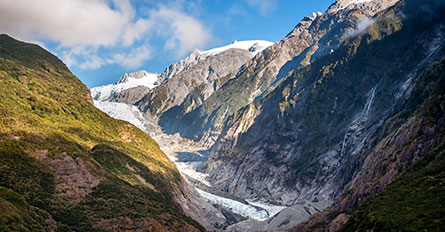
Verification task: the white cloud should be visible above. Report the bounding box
[0,0,211,69]
[112,45,151,69]
[0,0,132,47]
[350,16,376,37]
[122,19,153,47]
[228,5,250,18]
[61,51,78,67]
[246,0,278,16]
[62,44,151,70]
[79,54,112,70]
[149,6,212,57]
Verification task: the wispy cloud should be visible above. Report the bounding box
[113,45,151,69]
[349,16,376,37]
[245,0,278,16]
[79,54,112,70]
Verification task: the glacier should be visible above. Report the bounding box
[93,100,147,131]
[196,188,285,221]
[91,98,287,222]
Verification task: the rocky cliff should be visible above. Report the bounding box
[294,57,445,232]
[164,0,400,146]
[86,0,444,231]
[92,41,273,148]
[139,48,255,117]
[202,0,444,230]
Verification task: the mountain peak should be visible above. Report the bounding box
[197,40,274,58]
[116,70,157,84]
[91,70,159,101]
[181,40,273,64]
[327,0,399,15]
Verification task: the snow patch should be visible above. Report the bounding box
[330,0,372,12]
[199,40,274,57]
[342,0,372,8]
[364,85,376,116]
[90,71,158,101]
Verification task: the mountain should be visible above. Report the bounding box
[92,40,273,147]
[156,40,274,84]
[202,0,445,230]
[0,34,204,231]
[157,0,400,146]
[91,70,158,105]
[294,60,445,232]
[88,0,444,231]
[90,40,278,230]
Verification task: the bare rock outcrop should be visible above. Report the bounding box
[39,152,102,202]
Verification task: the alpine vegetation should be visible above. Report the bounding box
[1,0,444,231]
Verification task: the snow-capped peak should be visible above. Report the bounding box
[327,0,398,14]
[158,40,274,82]
[198,40,274,57]
[328,0,372,13]
[116,70,156,84]
[90,70,158,101]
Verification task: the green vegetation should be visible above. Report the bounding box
[339,143,445,232]
[0,34,203,231]
[298,55,445,232]
[337,56,445,232]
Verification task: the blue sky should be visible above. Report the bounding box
[0,0,334,88]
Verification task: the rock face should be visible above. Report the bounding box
[138,48,255,117]
[38,152,102,203]
[110,85,151,105]
[157,40,273,84]
[88,0,444,231]
[93,41,273,148]
[202,0,444,221]
[164,0,400,146]
[293,59,445,232]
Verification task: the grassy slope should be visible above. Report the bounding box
[0,34,203,231]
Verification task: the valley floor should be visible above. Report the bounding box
[93,100,317,231]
